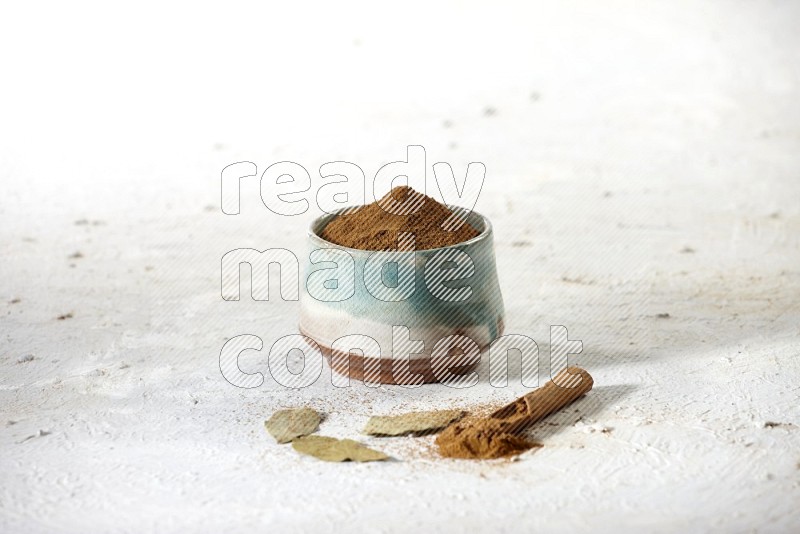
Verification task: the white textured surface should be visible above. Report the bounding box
[2,1,799,532]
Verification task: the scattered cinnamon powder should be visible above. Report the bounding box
[320,186,480,251]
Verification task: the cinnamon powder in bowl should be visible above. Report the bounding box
[321,186,480,251]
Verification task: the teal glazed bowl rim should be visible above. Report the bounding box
[306,205,493,253]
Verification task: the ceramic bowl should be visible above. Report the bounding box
[299,207,504,384]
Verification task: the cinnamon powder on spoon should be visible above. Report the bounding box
[320,186,479,251]
[436,367,594,459]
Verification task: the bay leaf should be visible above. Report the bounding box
[291,435,388,462]
[363,409,466,437]
[265,407,321,444]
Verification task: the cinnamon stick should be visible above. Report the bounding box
[489,366,593,422]
[435,366,594,459]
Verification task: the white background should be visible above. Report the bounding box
[1,1,799,532]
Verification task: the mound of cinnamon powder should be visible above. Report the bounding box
[435,417,542,459]
[320,186,480,251]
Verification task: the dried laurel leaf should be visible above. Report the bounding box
[265,407,321,444]
[291,435,388,462]
[363,410,466,437]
